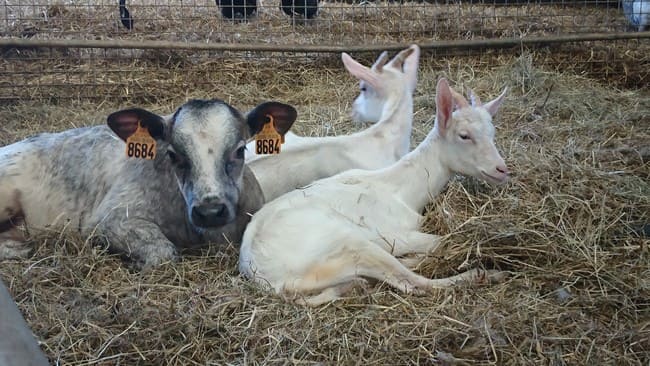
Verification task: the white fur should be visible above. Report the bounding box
[239,78,510,306]
[246,45,420,202]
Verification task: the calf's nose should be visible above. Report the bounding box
[191,202,230,228]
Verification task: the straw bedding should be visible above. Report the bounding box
[0,1,648,365]
[0,50,647,364]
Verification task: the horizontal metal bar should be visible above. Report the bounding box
[1,32,649,53]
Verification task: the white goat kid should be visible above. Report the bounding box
[244,49,405,162]
[247,45,420,202]
[239,78,510,306]
[350,48,418,124]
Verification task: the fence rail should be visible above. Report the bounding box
[2,31,649,52]
[1,1,648,103]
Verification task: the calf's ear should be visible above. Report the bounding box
[107,108,167,141]
[245,102,298,137]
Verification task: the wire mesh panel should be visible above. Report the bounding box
[0,0,648,103]
[0,0,642,45]
[0,40,646,104]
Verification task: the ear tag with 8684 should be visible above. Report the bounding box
[255,115,283,155]
[125,122,156,160]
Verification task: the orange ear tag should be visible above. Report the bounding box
[254,115,283,155]
[125,122,157,160]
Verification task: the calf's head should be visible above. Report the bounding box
[108,99,297,229]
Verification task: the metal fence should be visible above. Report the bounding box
[1,0,648,102]
[1,0,640,43]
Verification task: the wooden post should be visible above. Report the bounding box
[0,279,49,366]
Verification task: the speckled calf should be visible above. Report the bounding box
[0,99,297,269]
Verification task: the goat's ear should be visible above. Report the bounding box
[402,44,420,92]
[371,51,389,72]
[483,87,507,117]
[107,108,167,141]
[342,52,382,90]
[246,102,298,138]
[435,78,454,132]
[387,45,414,72]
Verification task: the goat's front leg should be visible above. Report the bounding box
[94,217,178,270]
[372,230,443,257]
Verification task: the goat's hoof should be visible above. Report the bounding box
[476,269,509,284]
[403,282,428,296]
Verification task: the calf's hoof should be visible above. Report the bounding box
[0,239,32,260]
[135,243,179,270]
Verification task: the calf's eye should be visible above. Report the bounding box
[167,150,178,163]
[167,149,190,170]
[235,146,246,160]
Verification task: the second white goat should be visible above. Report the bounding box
[247,44,420,202]
[244,48,407,162]
[239,77,510,306]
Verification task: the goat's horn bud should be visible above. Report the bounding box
[468,88,482,106]
[371,51,389,72]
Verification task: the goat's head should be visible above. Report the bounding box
[343,44,420,123]
[108,99,297,229]
[434,78,509,185]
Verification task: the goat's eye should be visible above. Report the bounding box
[235,146,246,160]
[360,86,367,92]
[459,133,471,141]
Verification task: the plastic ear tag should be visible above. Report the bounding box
[125,122,156,160]
[255,115,282,155]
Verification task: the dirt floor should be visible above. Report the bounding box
[0,48,648,364]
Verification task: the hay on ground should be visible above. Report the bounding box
[0,52,648,364]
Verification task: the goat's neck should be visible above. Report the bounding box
[381,129,452,211]
[366,88,413,155]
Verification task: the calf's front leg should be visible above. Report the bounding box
[0,187,31,259]
[0,225,30,260]
[95,217,178,269]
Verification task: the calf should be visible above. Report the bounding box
[0,99,296,268]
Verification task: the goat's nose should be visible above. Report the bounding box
[191,202,230,228]
[496,164,509,175]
